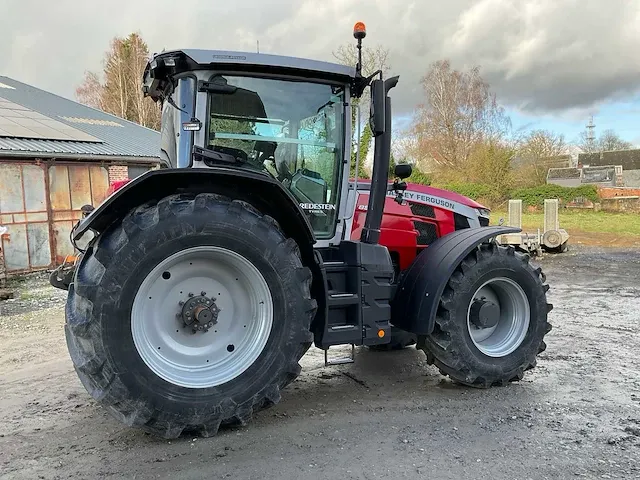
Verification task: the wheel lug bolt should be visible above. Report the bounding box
[188,293,194,297]
[201,291,206,296]
[179,301,184,306]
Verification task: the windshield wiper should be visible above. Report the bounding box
[192,145,242,165]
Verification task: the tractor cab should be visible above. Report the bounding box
[143,44,377,243]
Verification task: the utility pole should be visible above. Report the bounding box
[257,41,260,54]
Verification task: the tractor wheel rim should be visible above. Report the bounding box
[131,246,273,389]
[466,277,530,358]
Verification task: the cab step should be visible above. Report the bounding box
[314,241,395,350]
[324,344,355,366]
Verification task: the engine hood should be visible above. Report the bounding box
[407,184,487,210]
[354,180,488,211]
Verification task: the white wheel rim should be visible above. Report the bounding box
[466,277,530,358]
[131,246,273,389]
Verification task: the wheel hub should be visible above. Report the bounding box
[469,297,500,329]
[178,292,220,333]
[466,277,531,358]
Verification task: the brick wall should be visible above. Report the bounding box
[108,165,129,182]
[598,186,640,199]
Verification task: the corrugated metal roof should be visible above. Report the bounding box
[0,76,160,160]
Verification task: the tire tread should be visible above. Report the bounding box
[65,193,316,438]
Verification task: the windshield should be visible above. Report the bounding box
[207,74,345,238]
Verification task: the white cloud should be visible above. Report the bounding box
[2,0,640,119]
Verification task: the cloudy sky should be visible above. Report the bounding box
[2,0,640,145]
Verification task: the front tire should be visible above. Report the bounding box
[65,193,316,438]
[419,242,552,388]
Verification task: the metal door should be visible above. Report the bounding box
[49,164,108,262]
[0,162,52,272]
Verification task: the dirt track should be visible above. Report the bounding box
[1,246,640,479]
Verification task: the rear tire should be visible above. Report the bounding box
[419,242,552,388]
[65,193,316,438]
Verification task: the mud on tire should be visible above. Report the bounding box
[65,193,316,438]
[418,242,552,388]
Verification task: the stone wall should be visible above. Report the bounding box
[600,196,640,213]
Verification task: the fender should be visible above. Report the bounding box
[391,226,521,335]
[73,167,316,253]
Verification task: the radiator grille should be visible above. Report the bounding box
[409,202,436,218]
[414,221,438,246]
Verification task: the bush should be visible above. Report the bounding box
[510,184,599,208]
[406,169,432,185]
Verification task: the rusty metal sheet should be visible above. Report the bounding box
[52,220,74,263]
[26,212,47,222]
[0,163,24,213]
[90,166,109,206]
[22,164,47,212]
[26,222,51,267]
[52,210,79,222]
[49,165,71,211]
[69,165,92,210]
[1,223,29,271]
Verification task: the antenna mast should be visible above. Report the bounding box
[586,115,596,153]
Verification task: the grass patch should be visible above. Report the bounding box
[490,209,640,236]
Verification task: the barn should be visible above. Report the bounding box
[0,76,161,278]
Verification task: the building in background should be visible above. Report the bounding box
[579,150,640,188]
[0,76,161,276]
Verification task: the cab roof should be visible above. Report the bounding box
[143,49,357,101]
[175,49,356,79]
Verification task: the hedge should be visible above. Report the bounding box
[509,184,599,208]
[415,182,599,208]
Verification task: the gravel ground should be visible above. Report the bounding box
[1,246,640,480]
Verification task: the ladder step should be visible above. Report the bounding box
[328,293,360,307]
[324,344,355,366]
[324,261,348,272]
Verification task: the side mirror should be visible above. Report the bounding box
[394,163,412,180]
[369,79,385,136]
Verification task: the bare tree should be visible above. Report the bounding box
[598,129,632,151]
[76,33,160,130]
[75,71,105,110]
[332,43,391,118]
[517,129,568,185]
[332,43,391,177]
[332,43,391,79]
[577,128,632,153]
[410,60,511,175]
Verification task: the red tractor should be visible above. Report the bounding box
[52,23,552,438]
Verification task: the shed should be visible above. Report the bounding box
[0,76,161,276]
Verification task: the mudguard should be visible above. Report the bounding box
[390,226,521,335]
[73,167,315,251]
